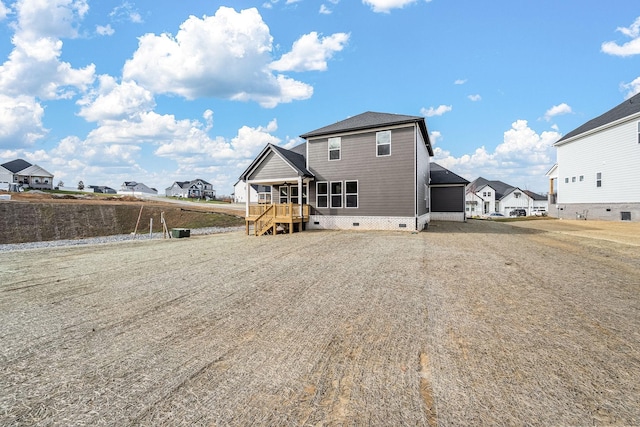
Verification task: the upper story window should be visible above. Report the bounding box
[596,172,602,188]
[328,137,341,160]
[376,130,391,156]
[514,192,521,198]
[637,122,640,143]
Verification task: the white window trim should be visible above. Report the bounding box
[328,137,341,161]
[316,181,328,208]
[330,181,343,208]
[376,130,391,157]
[279,186,288,204]
[345,180,358,209]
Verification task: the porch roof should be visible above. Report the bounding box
[239,143,314,182]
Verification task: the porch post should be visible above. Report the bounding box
[298,176,303,218]
[245,181,250,235]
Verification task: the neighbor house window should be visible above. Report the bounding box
[514,192,521,198]
[596,172,602,188]
[328,137,341,160]
[316,182,328,208]
[345,181,358,208]
[565,177,569,183]
[572,176,576,183]
[376,130,391,156]
[579,175,584,182]
[330,181,342,208]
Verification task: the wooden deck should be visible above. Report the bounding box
[245,203,310,236]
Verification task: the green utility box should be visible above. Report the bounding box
[171,228,190,238]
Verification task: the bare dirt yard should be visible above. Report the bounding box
[1,219,639,425]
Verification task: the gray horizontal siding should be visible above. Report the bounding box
[248,152,297,181]
[308,126,416,217]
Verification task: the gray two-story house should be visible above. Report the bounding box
[239,111,434,235]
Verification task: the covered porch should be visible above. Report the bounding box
[245,202,310,236]
[243,176,312,236]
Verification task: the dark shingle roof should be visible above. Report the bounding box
[429,162,469,185]
[299,111,433,155]
[556,92,640,144]
[1,159,32,173]
[467,177,514,200]
[523,189,546,201]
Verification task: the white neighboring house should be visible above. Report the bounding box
[466,177,548,216]
[233,181,272,204]
[118,181,158,197]
[165,179,215,199]
[548,92,640,221]
[0,159,54,190]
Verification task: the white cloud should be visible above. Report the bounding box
[14,0,88,40]
[454,79,467,85]
[0,1,10,20]
[270,31,349,72]
[0,0,95,100]
[77,76,155,122]
[421,105,452,117]
[109,2,143,24]
[319,5,332,14]
[601,16,640,57]
[123,7,314,107]
[0,94,47,147]
[621,76,640,98]
[543,103,572,121]
[468,94,481,102]
[96,24,114,36]
[434,120,561,192]
[429,130,442,146]
[362,0,430,13]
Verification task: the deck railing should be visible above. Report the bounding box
[247,203,309,219]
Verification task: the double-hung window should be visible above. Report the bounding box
[596,172,602,188]
[376,130,391,156]
[637,122,640,144]
[328,137,341,160]
[279,186,288,204]
[316,182,328,208]
[345,181,358,208]
[330,181,342,208]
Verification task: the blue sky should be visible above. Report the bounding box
[1,0,639,195]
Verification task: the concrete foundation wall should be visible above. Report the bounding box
[550,202,640,222]
[430,212,466,222]
[308,214,427,232]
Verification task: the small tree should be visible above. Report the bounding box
[77,180,84,190]
[57,180,64,188]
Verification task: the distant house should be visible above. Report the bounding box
[238,111,434,235]
[548,92,640,221]
[88,185,117,194]
[233,181,271,204]
[165,179,215,199]
[0,159,54,190]
[118,181,157,196]
[429,162,469,221]
[466,177,547,217]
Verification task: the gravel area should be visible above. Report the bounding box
[0,226,244,252]
[1,219,639,425]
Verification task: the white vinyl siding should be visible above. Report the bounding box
[556,117,640,203]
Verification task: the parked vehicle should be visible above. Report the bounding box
[509,209,527,217]
[485,212,505,219]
